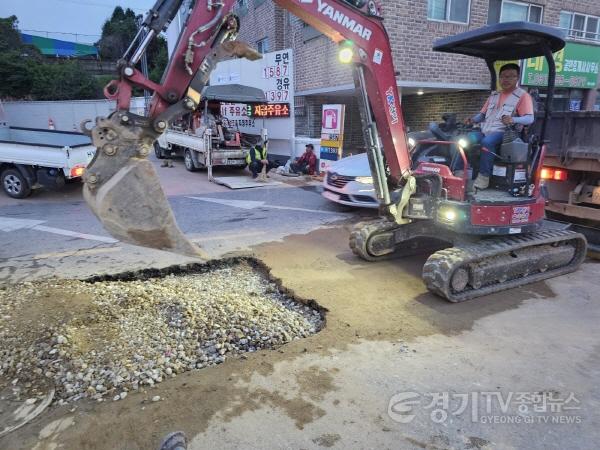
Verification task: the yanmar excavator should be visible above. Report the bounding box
[82,0,587,302]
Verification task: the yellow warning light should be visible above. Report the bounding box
[338,45,354,64]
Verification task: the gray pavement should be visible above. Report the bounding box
[0,155,371,282]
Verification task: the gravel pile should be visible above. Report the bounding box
[0,261,323,404]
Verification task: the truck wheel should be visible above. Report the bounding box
[154,141,165,159]
[2,168,32,199]
[184,149,197,172]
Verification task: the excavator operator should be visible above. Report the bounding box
[461,63,534,190]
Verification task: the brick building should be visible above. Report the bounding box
[235,0,600,154]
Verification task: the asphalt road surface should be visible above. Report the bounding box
[1,157,598,450]
[0,160,371,282]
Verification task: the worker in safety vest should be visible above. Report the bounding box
[246,143,269,179]
[462,63,534,190]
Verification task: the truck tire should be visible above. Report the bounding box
[2,168,32,199]
[154,141,165,159]
[184,149,197,172]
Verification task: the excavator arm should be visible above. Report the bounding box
[82,0,260,257]
[83,0,413,256]
[276,0,416,221]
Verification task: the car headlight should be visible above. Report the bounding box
[355,176,373,184]
[408,137,416,149]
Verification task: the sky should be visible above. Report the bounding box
[0,0,155,44]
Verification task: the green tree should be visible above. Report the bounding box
[96,7,138,61]
[0,15,100,100]
[96,7,168,84]
[29,62,99,100]
[0,16,43,99]
[0,7,169,101]
[148,37,168,83]
[0,15,23,52]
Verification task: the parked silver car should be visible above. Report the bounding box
[321,153,378,208]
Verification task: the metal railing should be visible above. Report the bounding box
[559,27,600,44]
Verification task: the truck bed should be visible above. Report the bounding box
[0,127,95,170]
[540,111,600,160]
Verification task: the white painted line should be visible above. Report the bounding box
[32,225,119,244]
[0,217,45,232]
[187,197,265,210]
[1,216,119,244]
[34,246,123,260]
[186,196,345,215]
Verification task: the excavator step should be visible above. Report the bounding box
[422,229,587,302]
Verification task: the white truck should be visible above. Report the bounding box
[155,126,248,171]
[154,84,265,172]
[0,112,95,199]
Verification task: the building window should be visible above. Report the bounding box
[427,0,470,24]
[560,11,600,42]
[488,0,542,25]
[301,21,322,42]
[257,38,269,54]
[235,0,248,16]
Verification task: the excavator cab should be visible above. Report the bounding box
[350,22,587,301]
[428,21,565,198]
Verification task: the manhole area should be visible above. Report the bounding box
[0,259,323,405]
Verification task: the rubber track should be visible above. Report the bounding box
[422,229,587,302]
[349,219,445,261]
[349,219,399,261]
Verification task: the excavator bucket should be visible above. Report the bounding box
[82,113,206,258]
[81,40,261,258]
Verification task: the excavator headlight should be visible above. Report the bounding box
[338,41,354,64]
[444,209,456,221]
[438,207,459,223]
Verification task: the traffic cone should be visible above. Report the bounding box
[48,118,55,130]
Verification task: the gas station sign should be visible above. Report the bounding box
[319,104,346,173]
[246,103,291,118]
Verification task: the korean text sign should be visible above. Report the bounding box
[521,42,600,89]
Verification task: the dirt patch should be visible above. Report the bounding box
[296,366,338,401]
[312,433,341,447]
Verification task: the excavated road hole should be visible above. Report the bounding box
[0,258,324,405]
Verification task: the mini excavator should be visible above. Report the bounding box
[82,0,586,301]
